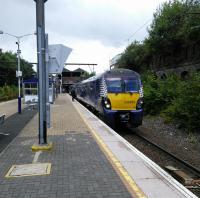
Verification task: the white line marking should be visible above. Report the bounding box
[0,133,10,136]
[32,151,42,163]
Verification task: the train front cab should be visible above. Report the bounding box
[102,77,143,128]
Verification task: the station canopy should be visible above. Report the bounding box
[48,44,72,74]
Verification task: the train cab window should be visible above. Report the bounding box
[106,78,123,93]
[124,79,139,92]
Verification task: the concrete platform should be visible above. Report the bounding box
[72,95,197,198]
[0,94,197,198]
[0,99,25,118]
[0,95,132,198]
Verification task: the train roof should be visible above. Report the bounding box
[78,69,140,84]
[104,69,140,78]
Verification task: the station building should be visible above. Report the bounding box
[60,68,87,93]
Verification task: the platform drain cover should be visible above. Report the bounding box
[5,163,51,178]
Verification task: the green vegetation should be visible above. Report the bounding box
[81,71,96,78]
[0,51,35,101]
[0,51,35,86]
[0,86,18,102]
[116,0,200,132]
[163,72,200,131]
[142,72,179,115]
[118,0,200,71]
[142,72,200,132]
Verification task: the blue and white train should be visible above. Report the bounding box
[74,69,143,128]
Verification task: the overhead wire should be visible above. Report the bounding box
[109,18,153,66]
[126,18,152,44]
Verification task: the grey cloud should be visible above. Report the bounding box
[45,0,145,47]
[1,0,153,48]
[0,1,35,36]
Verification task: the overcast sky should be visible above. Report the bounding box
[0,0,166,73]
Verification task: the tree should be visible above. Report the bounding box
[0,51,35,86]
[117,0,200,72]
[81,71,96,79]
[117,41,150,72]
[147,0,200,67]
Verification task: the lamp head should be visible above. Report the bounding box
[0,31,3,34]
[33,0,47,2]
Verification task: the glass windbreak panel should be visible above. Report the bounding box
[25,90,31,95]
[24,83,30,88]
[106,78,123,93]
[31,83,37,88]
[124,79,139,92]
[32,90,38,95]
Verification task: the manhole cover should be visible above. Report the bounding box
[5,163,51,178]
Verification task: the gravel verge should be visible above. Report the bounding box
[140,115,200,170]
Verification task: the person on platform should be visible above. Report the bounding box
[71,89,76,102]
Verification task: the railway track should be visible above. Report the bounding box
[118,126,200,193]
[131,127,200,175]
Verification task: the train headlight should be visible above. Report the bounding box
[105,103,111,109]
[103,98,111,109]
[136,98,143,110]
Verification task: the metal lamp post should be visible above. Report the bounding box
[34,0,48,144]
[16,39,22,114]
[0,31,35,114]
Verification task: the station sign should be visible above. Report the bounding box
[16,70,22,77]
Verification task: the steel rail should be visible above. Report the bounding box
[76,98,200,177]
[127,127,200,176]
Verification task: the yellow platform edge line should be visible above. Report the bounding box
[5,163,51,178]
[31,142,53,151]
[73,102,147,198]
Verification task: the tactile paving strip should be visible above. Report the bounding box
[5,163,51,178]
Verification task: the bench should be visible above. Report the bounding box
[0,114,5,125]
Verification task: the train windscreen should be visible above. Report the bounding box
[106,78,122,93]
[106,77,139,93]
[124,79,139,92]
